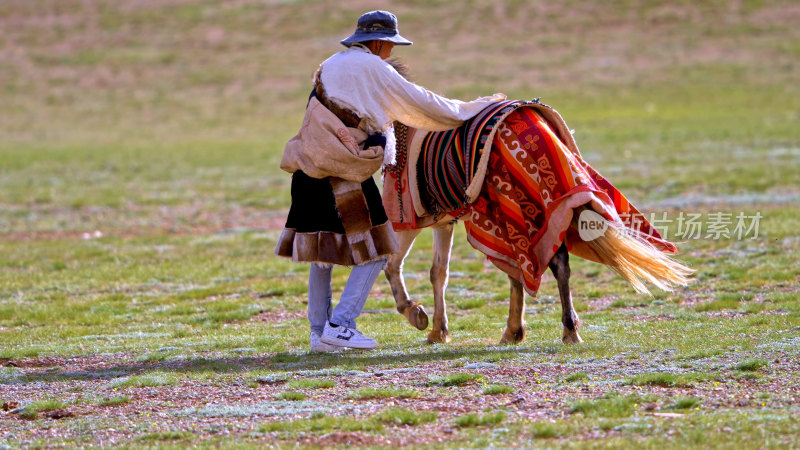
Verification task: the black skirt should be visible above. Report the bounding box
[284,170,389,233]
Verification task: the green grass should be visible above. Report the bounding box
[428,372,485,387]
[530,421,561,439]
[454,412,506,427]
[670,396,702,410]
[564,372,589,382]
[275,391,307,401]
[695,293,744,312]
[735,359,769,372]
[376,407,438,426]
[626,372,715,388]
[137,432,193,442]
[569,393,647,418]
[482,384,515,395]
[97,396,132,407]
[349,387,420,399]
[17,399,68,420]
[521,409,799,446]
[259,413,383,434]
[457,299,486,310]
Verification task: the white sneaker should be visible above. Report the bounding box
[320,322,377,349]
[310,332,341,352]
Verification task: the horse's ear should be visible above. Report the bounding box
[387,58,411,81]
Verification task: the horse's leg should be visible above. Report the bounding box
[500,276,527,343]
[427,222,455,343]
[385,228,429,331]
[548,243,583,344]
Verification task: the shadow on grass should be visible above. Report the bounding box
[3,342,581,385]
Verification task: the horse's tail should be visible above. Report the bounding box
[572,206,694,295]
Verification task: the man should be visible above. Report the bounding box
[276,10,504,351]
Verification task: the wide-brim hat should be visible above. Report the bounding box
[340,10,413,47]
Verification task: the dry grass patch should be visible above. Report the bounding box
[286,378,336,389]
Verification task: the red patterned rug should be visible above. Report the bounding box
[464,106,675,295]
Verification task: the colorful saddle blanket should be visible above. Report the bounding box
[418,100,527,215]
[384,100,677,297]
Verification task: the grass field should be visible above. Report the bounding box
[1,0,799,447]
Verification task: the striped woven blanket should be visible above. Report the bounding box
[419,100,527,215]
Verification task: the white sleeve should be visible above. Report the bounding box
[376,64,505,132]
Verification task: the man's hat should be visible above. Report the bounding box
[340,10,413,47]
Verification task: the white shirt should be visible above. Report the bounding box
[319,45,505,164]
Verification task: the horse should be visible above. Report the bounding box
[381,100,693,345]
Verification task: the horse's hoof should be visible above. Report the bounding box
[427,329,451,344]
[500,326,526,344]
[406,304,428,331]
[562,331,583,345]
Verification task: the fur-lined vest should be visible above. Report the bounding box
[274,92,398,266]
